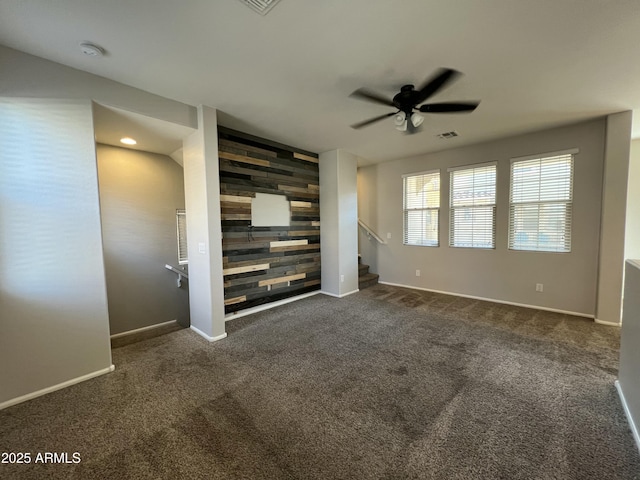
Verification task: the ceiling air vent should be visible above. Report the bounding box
[237,0,282,15]
[436,131,459,139]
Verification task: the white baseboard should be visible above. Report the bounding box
[225,290,321,321]
[320,289,359,299]
[110,319,178,339]
[378,281,594,318]
[190,325,227,342]
[0,364,115,411]
[615,380,640,454]
[595,318,621,327]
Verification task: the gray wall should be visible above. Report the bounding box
[625,139,640,261]
[96,144,189,335]
[618,260,640,448]
[358,119,606,315]
[0,98,112,406]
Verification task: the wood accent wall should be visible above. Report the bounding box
[218,128,320,313]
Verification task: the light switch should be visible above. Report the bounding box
[198,242,206,254]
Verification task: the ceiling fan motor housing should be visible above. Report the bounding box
[393,85,422,113]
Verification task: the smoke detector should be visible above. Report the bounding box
[80,43,105,57]
[436,131,459,139]
[236,0,282,15]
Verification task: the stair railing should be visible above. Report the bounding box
[358,218,387,244]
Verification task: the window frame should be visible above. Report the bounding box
[448,162,497,249]
[508,149,576,253]
[176,209,188,265]
[402,169,441,247]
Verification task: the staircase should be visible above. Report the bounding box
[358,255,379,290]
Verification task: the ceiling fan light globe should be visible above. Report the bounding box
[394,112,407,126]
[410,113,424,128]
[396,120,408,132]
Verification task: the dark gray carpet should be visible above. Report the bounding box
[1,285,639,479]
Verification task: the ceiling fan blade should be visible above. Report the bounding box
[416,68,461,103]
[419,101,480,113]
[350,112,397,129]
[349,88,396,108]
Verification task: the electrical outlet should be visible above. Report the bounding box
[340,274,345,282]
[416,270,421,277]
[387,232,392,239]
[536,283,543,292]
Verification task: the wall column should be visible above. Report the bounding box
[320,149,358,297]
[183,106,226,341]
[596,110,632,325]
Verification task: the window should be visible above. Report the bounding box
[508,150,575,252]
[176,209,188,264]
[449,163,496,248]
[403,170,440,246]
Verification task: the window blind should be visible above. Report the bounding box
[449,163,496,248]
[176,209,188,264]
[508,153,574,252]
[403,170,440,246]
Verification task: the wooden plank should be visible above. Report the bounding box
[220,161,269,178]
[312,221,320,227]
[308,184,320,191]
[220,194,253,203]
[270,244,320,253]
[288,230,320,236]
[219,138,278,157]
[269,239,308,248]
[265,171,318,185]
[221,207,251,215]
[224,252,320,270]
[304,279,321,287]
[219,151,270,167]
[293,152,319,163]
[221,214,252,221]
[290,201,312,208]
[224,296,247,306]
[291,207,319,215]
[222,241,269,251]
[223,263,270,276]
[258,273,306,287]
[278,184,312,194]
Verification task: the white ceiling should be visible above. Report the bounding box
[1,0,640,165]
[92,103,194,163]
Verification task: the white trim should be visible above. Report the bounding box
[320,289,359,299]
[402,168,439,178]
[615,380,640,454]
[110,319,178,339]
[190,325,227,342]
[378,281,594,318]
[447,161,497,172]
[510,148,579,163]
[0,365,115,411]
[225,291,321,320]
[594,318,621,327]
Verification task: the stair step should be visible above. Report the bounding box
[358,263,369,276]
[358,272,379,290]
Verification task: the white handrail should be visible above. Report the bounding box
[165,264,189,287]
[358,219,387,244]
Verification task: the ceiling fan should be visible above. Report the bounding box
[349,68,480,134]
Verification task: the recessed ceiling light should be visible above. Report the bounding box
[80,42,105,57]
[120,137,137,145]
